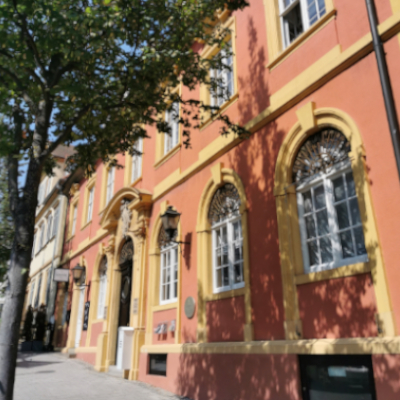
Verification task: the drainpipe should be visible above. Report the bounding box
[365,0,400,180]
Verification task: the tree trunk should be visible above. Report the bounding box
[0,231,31,400]
[0,106,45,399]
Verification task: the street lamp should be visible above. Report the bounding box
[160,206,190,245]
[72,263,86,285]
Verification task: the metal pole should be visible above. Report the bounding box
[365,0,400,180]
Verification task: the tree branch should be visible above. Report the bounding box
[12,0,47,78]
[7,106,24,218]
[49,62,77,88]
[40,105,91,159]
[0,66,37,111]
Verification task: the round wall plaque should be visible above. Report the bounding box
[184,296,196,319]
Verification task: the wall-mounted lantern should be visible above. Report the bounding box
[160,206,190,245]
[71,264,89,286]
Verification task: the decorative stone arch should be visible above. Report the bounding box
[67,256,89,350]
[99,187,152,378]
[196,163,253,343]
[274,103,395,339]
[145,202,183,346]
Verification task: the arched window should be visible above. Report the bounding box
[158,226,178,304]
[209,183,244,293]
[97,256,108,319]
[293,129,367,273]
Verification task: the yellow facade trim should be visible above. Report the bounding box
[274,106,395,339]
[199,93,239,131]
[75,347,97,354]
[146,211,182,346]
[152,302,178,312]
[68,196,79,239]
[151,14,400,204]
[390,0,400,14]
[124,137,145,187]
[141,336,400,355]
[263,0,335,64]
[199,16,238,123]
[153,143,181,169]
[295,262,372,285]
[267,9,337,70]
[196,168,253,343]
[80,173,96,228]
[155,84,182,162]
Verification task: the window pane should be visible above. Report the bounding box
[346,172,356,197]
[340,231,355,258]
[216,269,222,288]
[222,226,228,245]
[308,0,317,25]
[332,176,345,202]
[335,203,350,229]
[314,186,326,210]
[305,216,316,238]
[303,191,313,213]
[222,267,229,287]
[234,264,243,283]
[319,237,333,263]
[316,210,329,236]
[308,240,319,266]
[217,249,222,267]
[284,4,304,44]
[234,245,242,262]
[233,221,242,240]
[166,284,170,300]
[354,227,367,255]
[222,246,229,265]
[349,198,361,226]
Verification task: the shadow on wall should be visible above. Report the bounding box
[206,296,245,342]
[297,147,381,339]
[175,353,301,400]
[232,16,285,340]
[298,272,378,339]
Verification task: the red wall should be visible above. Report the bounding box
[139,353,301,400]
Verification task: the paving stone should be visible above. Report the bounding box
[15,352,184,400]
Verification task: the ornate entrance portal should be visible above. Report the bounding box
[118,239,133,328]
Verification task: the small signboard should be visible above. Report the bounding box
[53,269,69,282]
[83,301,90,331]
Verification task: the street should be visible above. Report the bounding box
[15,352,183,400]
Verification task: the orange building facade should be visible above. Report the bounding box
[58,0,400,398]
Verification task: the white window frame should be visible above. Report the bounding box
[87,187,95,223]
[159,242,179,305]
[38,180,45,205]
[211,215,244,294]
[97,262,108,319]
[106,167,115,205]
[164,102,179,155]
[46,214,53,243]
[52,206,59,238]
[32,233,37,258]
[297,162,368,274]
[131,138,143,183]
[38,224,45,251]
[279,0,326,48]
[210,40,234,108]
[71,205,78,236]
[29,282,35,306]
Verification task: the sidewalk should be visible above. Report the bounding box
[15,352,184,400]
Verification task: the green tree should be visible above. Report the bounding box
[0,0,248,398]
[0,159,13,280]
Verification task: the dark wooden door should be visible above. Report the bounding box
[118,261,132,327]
